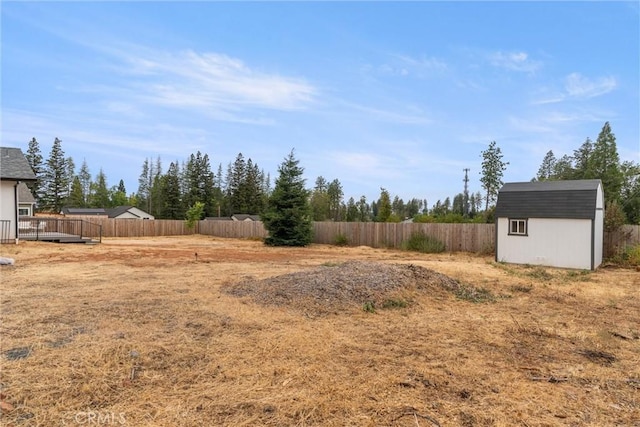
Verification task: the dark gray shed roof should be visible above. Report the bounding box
[495,179,602,219]
[0,147,37,181]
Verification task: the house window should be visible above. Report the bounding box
[18,208,30,216]
[509,219,527,236]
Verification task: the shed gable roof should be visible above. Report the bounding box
[0,147,37,181]
[496,179,602,219]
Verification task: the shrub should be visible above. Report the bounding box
[402,231,445,253]
[362,301,376,313]
[609,244,640,267]
[333,233,349,246]
[381,298,408,309]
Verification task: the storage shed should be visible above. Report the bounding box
[495,179,604,270]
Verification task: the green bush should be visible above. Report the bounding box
[402,231,445,253]
[333,233,349,246]
[609,244,640,267]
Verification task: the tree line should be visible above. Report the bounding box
[22,121,639,225]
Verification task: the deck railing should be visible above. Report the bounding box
[0,220,11,244]
[18,217,102,243]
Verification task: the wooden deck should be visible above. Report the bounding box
[19,232,98,244]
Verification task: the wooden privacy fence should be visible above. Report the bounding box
[55,217,639,255]
[311,222,496,252]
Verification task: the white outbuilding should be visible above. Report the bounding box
[495,179,604,270]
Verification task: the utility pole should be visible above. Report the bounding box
[463,168,470,217]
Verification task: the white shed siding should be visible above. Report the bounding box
[1,181,17,240]
[497,217,593,270]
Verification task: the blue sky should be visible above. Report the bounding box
[2,1,638,206]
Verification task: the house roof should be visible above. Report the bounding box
[106,206,153,218]
[61,207,108,216]
[0,147,37,181]
[496,179,602,220]
[107,206,134,218]
[232,214,262,221]
[18,182,36,204]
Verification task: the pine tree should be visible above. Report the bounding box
[327,179,344,221]
[41,137,70,212]
[535,150,556,181]
[162,162,184,219]
[90,169,110,208]
[345,197,358,222]
[226,153,247,214]
[572,138,594,179]
[591,122,623,203]
[25,137,44,206]
[480,141,509,211]
[110,179,128,207]
[310,176,330,221]
[262,150,312,246]
[68,176,85,207]
[137,158,151,212]
[78,159,92,206]
[376,188,392,222]
[357,196,370,222]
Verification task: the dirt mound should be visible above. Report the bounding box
[224,261,473,314]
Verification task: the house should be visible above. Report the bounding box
[205,214,261,222]
[0,147,37,243]
[231,214,261,222]
[61,207,108,216]
[107,206,154,220]
[495,179,604,270]
[61,206,154,220]
[18,183,36,216]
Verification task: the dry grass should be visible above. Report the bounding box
[1,236,639,426]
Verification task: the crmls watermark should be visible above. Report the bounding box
[73,411,126,425]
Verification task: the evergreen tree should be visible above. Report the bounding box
[535,150,556,181]
[90,169,110,208]
[553,155,574,180]
[357,195,370,222]
[137,158,152,212]
[226,153,247,214]
[25,137,44,206]
[376,188,392,222]
[162,162,184,219]
[78,159,92,206]
[184,151,216,216]
[40,137,70,212]
[327,179,344,221]
[310,176,330,221]
[68,176,85,207]
[572,138,594,179]
[243,159,266,214]
[108,180,127,207]
[452,193,465,215]
[591,122,623,203]
[620,160,640,224]
[262,150,312,246]
[480,140,509,211]
[148,157,164,217]
[345,197,358,222]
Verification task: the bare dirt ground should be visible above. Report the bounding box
[0,235,638,426]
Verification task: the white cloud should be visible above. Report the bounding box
[564,72,617,98]
[117,50,317,113]
[489,51,541,73]
[371,54,447,78]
